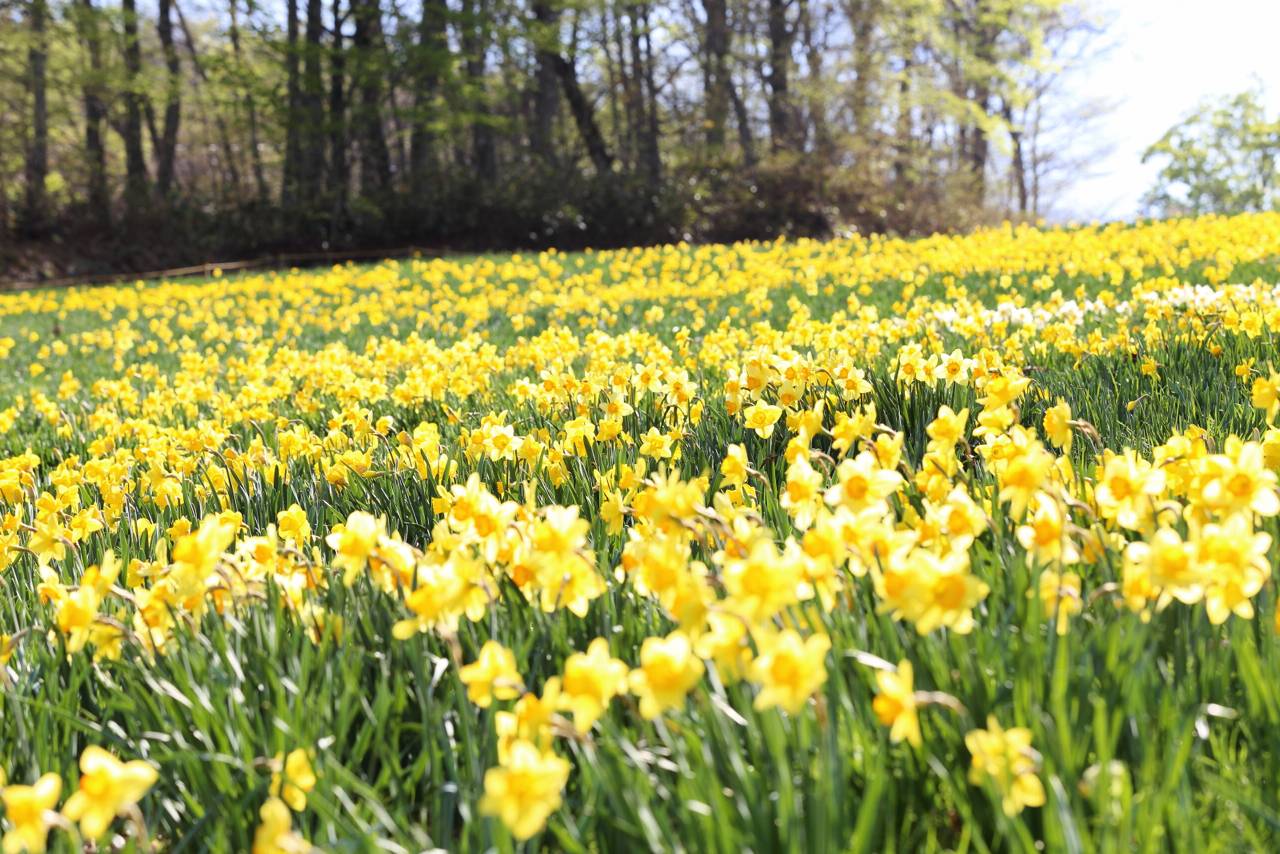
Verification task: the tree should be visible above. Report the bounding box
[297,0,327,203]
[74,0,109,221]
[156,0,182,198]
[283,0,302,207]
[701,0,729,151]
[1142,89,1280,217]
[409,0,448,197]
[764,0,796,151]
[21,0,49,237]
[351,0,392,199]
[228,0,269,202]
[529,0,561,163]
[0,0,1109,276]
[328,0,350,208]
[459,0,496,184]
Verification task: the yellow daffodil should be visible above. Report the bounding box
[61,747,157,840]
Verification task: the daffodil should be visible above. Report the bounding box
[872,660,921,747]
[270,749,317,812]
[1,773,61,854]
[252,797,311,854]
[325,511,385,585]
[742,402,783,439]
[459,641,524,708]
[479,741,571,841]
[559,638,629,733]
[61,747,157,840]
[965,716,1045,816]
[628,631,704,720]
[750,629,830,714]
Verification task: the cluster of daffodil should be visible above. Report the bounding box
[5,213,1280,846]
[6,213,1280,407]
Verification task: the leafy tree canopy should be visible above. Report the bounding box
[1142,88,1280,217]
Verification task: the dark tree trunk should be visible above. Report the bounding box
[329,0,350,208]
[530,0,561,164]
[229,0,268,201]
[283,0,302,207]
[702,0,729,151]
[892,54,912,192]
[729,78,756,167]
[849,0,877,184]
[76,0,110,222]
[601,7,630,169]
[614,7,637,169]
[626,5,644,170]
[22,0,49,236]
[799,0,829,159]
[1003,99,1027,214]
[409,0,446,196]
[551,53,613,174]
[639,4,660,188]
[157,0,182,197]
[461,0,497,183]
[301,0,327,199]
[765,0,795,151]
[968,85,990,201]
[121,0,150,221]
[598,6,622,164]
[625,3,658,188]
[352,0,392,198]
[960,5,998,206]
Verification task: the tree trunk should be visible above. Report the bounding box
[121,0,150,221]
[1003,99,1027,215]
[964,8,998,206]
[799,0,829,159]
[283,0,302,207]
[615,7,637,169]
[229,0,268,201]
[76,0,110,222]
[174,0,241,196]
[22,0,49,236]
[639,4,661,189]
[157,0,182,198]
[409,0,447,196]
[765,0,794,151]
[301,0,327,200]
[1030,98,1042,216]
[551,53,613,174]
[702,0,729,151]
[600,6,627,168]
[892,54,912,193]
[529,0,561,164]
[352,0,392,198]
[729,78,757,167]
[968,85,990,202]
[329,0,350,208]
[848,0,877,188]
[460,0,497,183]
[626,3,658,187]
[849,0,876,137]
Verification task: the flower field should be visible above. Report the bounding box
[5,213,1280,851]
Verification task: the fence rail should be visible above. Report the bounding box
[0,245,443,292]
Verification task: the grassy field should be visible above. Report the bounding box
[3,213,1280,852]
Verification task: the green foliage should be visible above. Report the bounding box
[1142,89,1280,217]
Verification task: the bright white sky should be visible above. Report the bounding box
[1063,0,1280,222]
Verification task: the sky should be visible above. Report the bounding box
[1062,0,1280,222]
